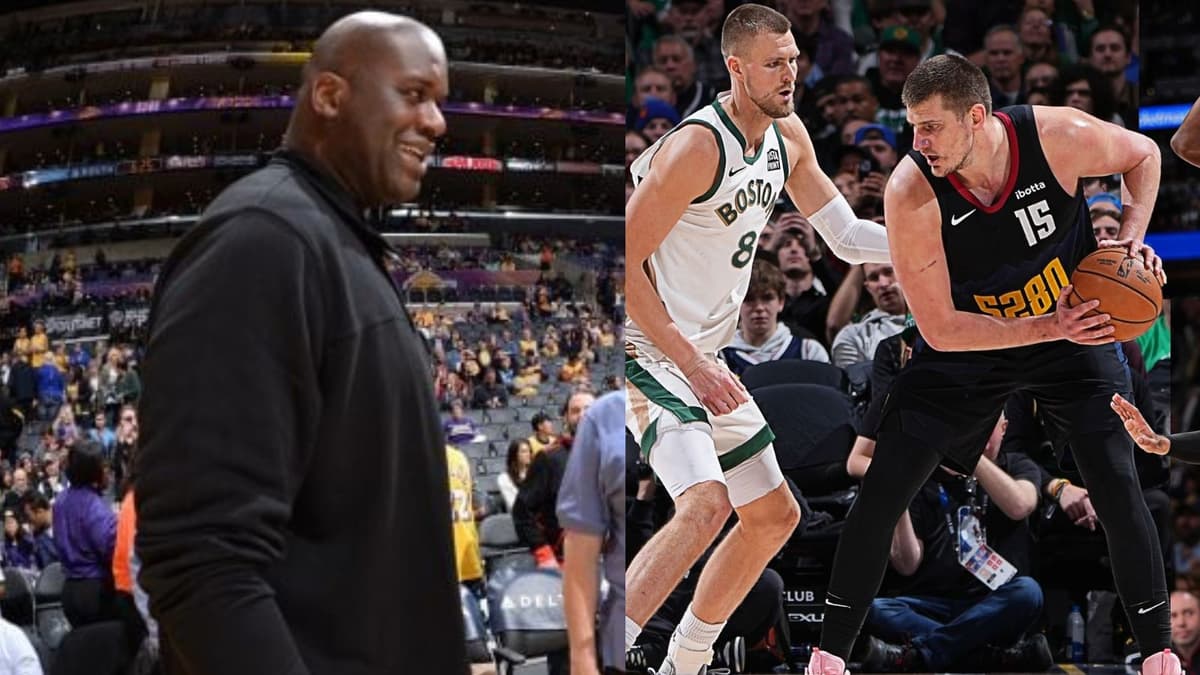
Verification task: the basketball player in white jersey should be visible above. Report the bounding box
[625,5,890,673]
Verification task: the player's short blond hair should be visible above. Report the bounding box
[721,3,791,59]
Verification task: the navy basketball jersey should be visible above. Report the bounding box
[909,105,1095,320]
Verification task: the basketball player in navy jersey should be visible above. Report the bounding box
[806,54,1179,675]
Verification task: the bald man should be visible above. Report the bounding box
[135,12,465,675]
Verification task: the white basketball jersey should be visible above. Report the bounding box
[627,96,789,356]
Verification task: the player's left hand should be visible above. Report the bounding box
[1097,238,1167,286]
[1110,393,1171,455]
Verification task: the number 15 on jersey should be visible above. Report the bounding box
[1014,199,1056,246]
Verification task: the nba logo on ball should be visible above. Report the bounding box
[767,148,781,172]
[1066,249,1163,341]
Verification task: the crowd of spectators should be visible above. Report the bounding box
[627,0,1138,204]
[0,232,622,671]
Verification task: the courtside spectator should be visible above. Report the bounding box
[634,98,680,145]
[1173,590,1200,670]
[652,35,717,118]
[722,258,830,376]
[830,262,907,367]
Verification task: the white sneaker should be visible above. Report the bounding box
[656,635,715,675]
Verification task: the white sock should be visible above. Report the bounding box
[626,615,642,652]
[669,604,726,670]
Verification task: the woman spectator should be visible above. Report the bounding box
[497,440,533,511]
[53,440,118,627]
[97,347,123,427]
[2,509,35,570]
[52,402,78,447]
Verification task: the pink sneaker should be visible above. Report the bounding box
[1143,649,1184,675]
[806,648,849,675]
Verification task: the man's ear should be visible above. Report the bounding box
[727,54,742,81]
[310,72,348,120]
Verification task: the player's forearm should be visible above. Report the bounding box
[1117,138,1161,242]
[889,511,922,576]
[563,532,602,663]
[627,267,702,367]
[845,435,874,479]
[973,456,1038,520]
[919,311,1061,351]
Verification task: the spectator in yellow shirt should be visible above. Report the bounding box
[446,444,484,595]
[11,327,30,364]
[28,321,48,369]
[527,412,559,456]
[558,354,590,385]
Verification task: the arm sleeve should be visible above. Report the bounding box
[134,211,325,675]
[808,194,891,264]
[89,498,117,564]
[829,325,860,369]
[556,408,606,537]
[1168,432,1200,464]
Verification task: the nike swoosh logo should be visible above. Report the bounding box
[825,599,852,609]
[1138,601,1167,615]
[950,209,976,226]
[729,166,747,177]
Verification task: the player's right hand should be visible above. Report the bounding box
[684,356,749,416]
[1110,393,1171,455]
[1054,285,1115,345]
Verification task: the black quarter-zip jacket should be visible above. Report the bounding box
[135,150,467,675]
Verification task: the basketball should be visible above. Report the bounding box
[1066,249,1163,341]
